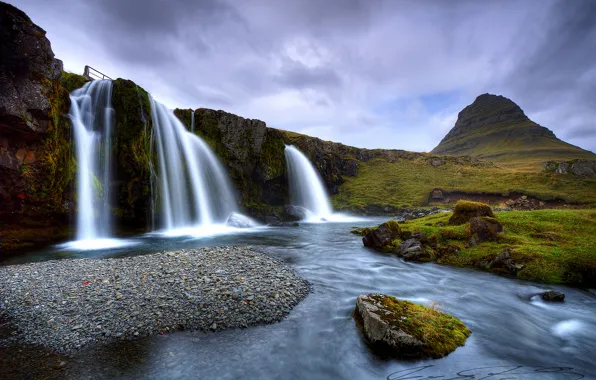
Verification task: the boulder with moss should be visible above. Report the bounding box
[353,294,470,359]
[468,216,503,243]
[362,220,401,251]
[448,200,494,225]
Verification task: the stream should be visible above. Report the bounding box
[2,218,595,379]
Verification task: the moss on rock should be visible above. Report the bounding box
[353,294,470,359]
[448,200,494,225]
[61,71,88,93]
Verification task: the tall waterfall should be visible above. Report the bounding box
[70,80,114,242]
[284,145,333,220]
[150,99,238,232]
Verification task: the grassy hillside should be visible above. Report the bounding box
[332,157,596,211]
[431,94,596,170]
[395,209,596,285]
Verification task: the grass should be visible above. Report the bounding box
[358,294,470,358]
[332,157,596,211]
[394,209,596,285]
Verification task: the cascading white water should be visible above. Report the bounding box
[284,145,333,220]
[70,80,114,242]
[190,110,195,133]
[150,99,239,232]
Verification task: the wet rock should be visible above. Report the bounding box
[226,212,259,228]
[284,205,311,221]
[397,239,431,262]
[448,200,494,225]
[353,294,470,359]
[362,220,400,250]
[485,248,524,274]
[540,291,565,302]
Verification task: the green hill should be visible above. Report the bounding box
[431,94,596,170]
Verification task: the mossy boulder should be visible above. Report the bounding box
[448,200,494,225]
[61,71,88,93]
[362,220,400,251]
[353,294,470,359]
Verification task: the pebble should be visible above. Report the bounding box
[0,246,310,354]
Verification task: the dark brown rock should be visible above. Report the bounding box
[540,290,565,302]
[469,216,503,242]
[362,220,400,250]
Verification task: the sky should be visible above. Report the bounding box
[12,0,596,153]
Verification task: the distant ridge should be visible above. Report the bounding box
[431,94,596,169]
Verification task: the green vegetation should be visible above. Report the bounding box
[61,71,88,93]
[363,294,470,358]
[332,157,596,210]
[448,200,494,225]
[431,94,596,170]
[386,209,596,285]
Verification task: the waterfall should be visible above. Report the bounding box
[284,145,333,220]
[150,98,239,232]
[190,110,195,133]
[70,80,114,241]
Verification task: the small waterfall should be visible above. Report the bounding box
[284,145,333,220]
[150,98,238,231]
[70,80,114,241]
[190,110,195,133]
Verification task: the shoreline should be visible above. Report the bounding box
[0,246,310,354]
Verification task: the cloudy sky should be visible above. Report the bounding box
[14,0,596,153]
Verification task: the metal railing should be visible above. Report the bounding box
[83,65,112,81]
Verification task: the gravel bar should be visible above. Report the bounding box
[0,246,310,353]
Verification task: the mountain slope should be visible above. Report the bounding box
[431,94,596,169]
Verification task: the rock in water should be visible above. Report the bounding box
[448,200,494,225]
[353,294,470,359]
[226,212,259,228]
[540,290,565,302]
[284,205,312,220]
[362,220,400,251]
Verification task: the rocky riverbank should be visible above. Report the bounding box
[0,246,310,353]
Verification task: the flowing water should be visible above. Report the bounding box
[150,99,238,232]
[285,145,333,220]
[64,80,130,250]
[4,219,595,379]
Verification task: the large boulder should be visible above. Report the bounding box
[448,200,494,225]
[362,220,400,251]
[284,205,312,221]
[353,294,470,359]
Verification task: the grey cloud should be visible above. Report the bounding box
[12,0,596,153]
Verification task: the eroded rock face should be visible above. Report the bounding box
[0,2,63,136]
[362,220,400,250]
[545,160,596,178]
[353,294,470,359]
[0,2,72,253]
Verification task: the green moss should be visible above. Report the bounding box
[381,209,596,286]
[448,200,494,225]
[366,294,470,358]
[111,79,153,216]
[61,71,88,93]
[333,157,596,210]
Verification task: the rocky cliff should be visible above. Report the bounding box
[0,2,73,251]
[173,108,493,218]
[431,94,596,169]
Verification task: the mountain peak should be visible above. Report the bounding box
[431,94,596,169]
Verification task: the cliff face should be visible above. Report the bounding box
[431,94,596,168]
[0,2,73,251]
[173,108,492,217]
